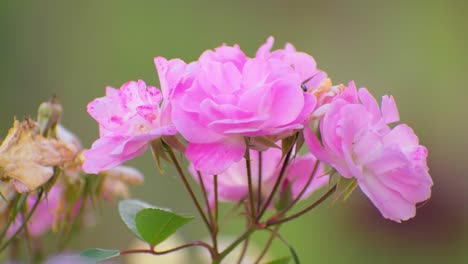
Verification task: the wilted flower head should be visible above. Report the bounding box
[0,119,75,193]
[83,80,177,174]
[158,37,324,174]
[304,82,432,222]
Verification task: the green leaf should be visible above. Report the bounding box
[118,199,156,240]
[264,256,292,264]
[135,208,193,246]
[79,248,120,262]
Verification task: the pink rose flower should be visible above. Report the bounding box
[304,82,433,222]
[191,147,329,208]
[83,80,177,174]
[158,38,321,174]
[256,36,327,91]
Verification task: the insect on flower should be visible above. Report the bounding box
[300,72,320,92]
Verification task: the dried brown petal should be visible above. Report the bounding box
[0,119,75,193]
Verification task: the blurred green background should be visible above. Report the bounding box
[0,0,466,263]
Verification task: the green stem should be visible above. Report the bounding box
[244,138,256,217]
[0,188,44,253]
[120,240,215,258]
[271,161,323,220]
[256,142,294,221]
[254,225,280,264]
[237,203,251,264]
[237,234,250,264]
[267,184,337,226]
[214,174,219,224]
[164,145,212,233]
[0,194,27,242]
[256,151,263,217]
[196,170,215,227]
[213,174,219,253]
[215,227,255,264]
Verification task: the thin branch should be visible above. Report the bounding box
[214,174,219,224]
[237,203,251,264]
[254,225,280,264]
[212,174,219,253]
[216,226,255,263]
[120,240,214,258]
[256,151,263,217]
[0,188,44,252]
[244,138,256,216]
[196,170,215,227]
[164,145,212,233]
[0,194,27,242]
[271,161,323,220]
[256,141,294,221]
[267,184,337,226]
[236,232,250,264]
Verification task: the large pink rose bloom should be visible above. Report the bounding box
[157,39,321,174]
[190,147,329,208]
[304,82,433,222]
[83,80,176,174]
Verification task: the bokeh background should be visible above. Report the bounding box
[1,0,467,263]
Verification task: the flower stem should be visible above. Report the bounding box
[196,170,215,227]
[215,226,255,263]
[0,188,44,253]
[212,174,219,253]
[214,174,219,224]
[271,161,323,220]
[236,232,250,264]
[254,225,280,264]
[0,193,27,243]
[267,184,337,226]
[237,203,251,264]
[164,145,212,233]
[256,151,263,217]
[120,240,214,257]
[256,142,294,221]
[244,138,256,217]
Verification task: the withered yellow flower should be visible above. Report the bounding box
[0,119,75,193]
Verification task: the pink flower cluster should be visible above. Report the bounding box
[83,37,432,222]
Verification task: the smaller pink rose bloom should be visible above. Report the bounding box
[160,38,319,175]
[83,80,177,174]
[190,147,329,208]
[304,82,433,222]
